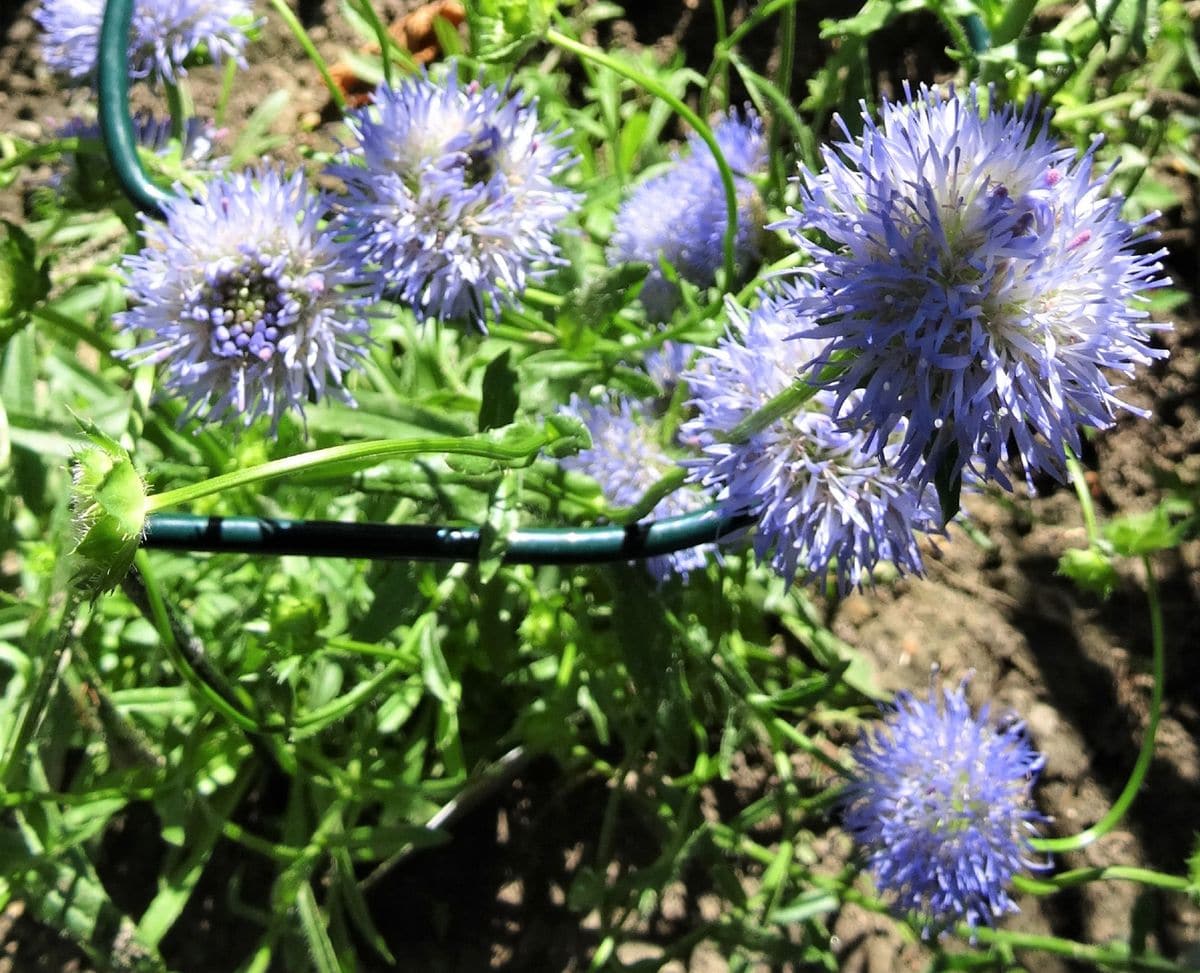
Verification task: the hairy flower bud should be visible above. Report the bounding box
[70,424,147,594]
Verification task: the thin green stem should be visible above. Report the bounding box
[964,925,1182,971]
[724,375,818,444]
[606,466,688,524]
[769,0,797,194]
[163,81,187,142]
[707,0,730,114]
[346,0,395,88]
[545,27,740,290]
[1033,555,1165,854]
[991,0,1039,45]
[1015,865,1190,896]
[126,552,267,737]
[147,428,562,512]
[32,305,118,364]
[769,717,855,778]
[266,0,346,112]
[215,55,238,126]
[1066,448,1100,545]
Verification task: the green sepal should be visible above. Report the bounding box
[69,420,148,594]
[1057,546,1119,599]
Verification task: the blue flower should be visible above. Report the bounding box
[775,84,1170,489]
[36,0,251,85]
[842,678,1048,930]
[642,339,694,396]
[558,394,709,583]
[609,109,767,321]
[681,287,942,591]
[327,67,580,328]
[116,167,374,430]
[58,112,221,165]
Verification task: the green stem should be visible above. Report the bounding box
[346,0,395,88]
[1066,448,1100,545]
[605,466,688,524]
[215,55,238,126]
[163,81,187,142]
[32,305,118,364]
[1033,554,1165,853]
[1015,865,1190,896]
[724,376,819,444]
[964,925,1182,971]
[721,0,799,53]
[545,28,740,290]
[769,1,797,194]
[291,618,431,735]
[991,0,1039,45]
[769,717,855,778]
[266,0,346,112]
[126,552,263,735]
[146,428,560,512]
[707,0,730,114]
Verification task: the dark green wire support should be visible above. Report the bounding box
[144,508,756,565]
[98,0,172,214]
[97,0,751,564]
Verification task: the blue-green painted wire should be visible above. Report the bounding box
[98,0,171,213]
[96,0,752,563]
[143,508,757,564]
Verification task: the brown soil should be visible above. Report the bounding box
[2,1,1198,971]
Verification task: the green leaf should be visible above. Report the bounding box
[228,90,291,168]
[1057,546,1119,599]
[0,220,50,335]
[1103,504,1187,557]
[478,350,520,432]
[478,470,521,582]
[543,412,591,457]
[1186,833,1200,905]
[1088,0,1160,55]
[819,0,895,38]
[768,889,840,925]
[296,881,341,973]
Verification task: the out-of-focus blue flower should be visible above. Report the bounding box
[682,287,942,591]
[642,339,693,396]
[58,112,221,165]
[609,109,767,321]
[328,67,580,329]
[842,678,1048,931]
[775,84,1170,489]
[35,0,251,85]
[558,394,709,583]
[116,167,373,430]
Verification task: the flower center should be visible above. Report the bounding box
[461,125,502,186]
[203,255,300,363]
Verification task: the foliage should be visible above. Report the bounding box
[0,0,1197,970]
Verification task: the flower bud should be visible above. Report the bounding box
[70,424,147,594]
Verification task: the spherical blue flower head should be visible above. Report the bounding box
[116,167,374,431]
[842,679,1049,931]
[609,109,767,321]
[558,394,708,583]
[36,0,251,86]
[776,84,1170,489]
[681,286,942,591]
[327,68,580,329]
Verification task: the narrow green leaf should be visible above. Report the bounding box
[296,880,342,973]
[478,350,520,432]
